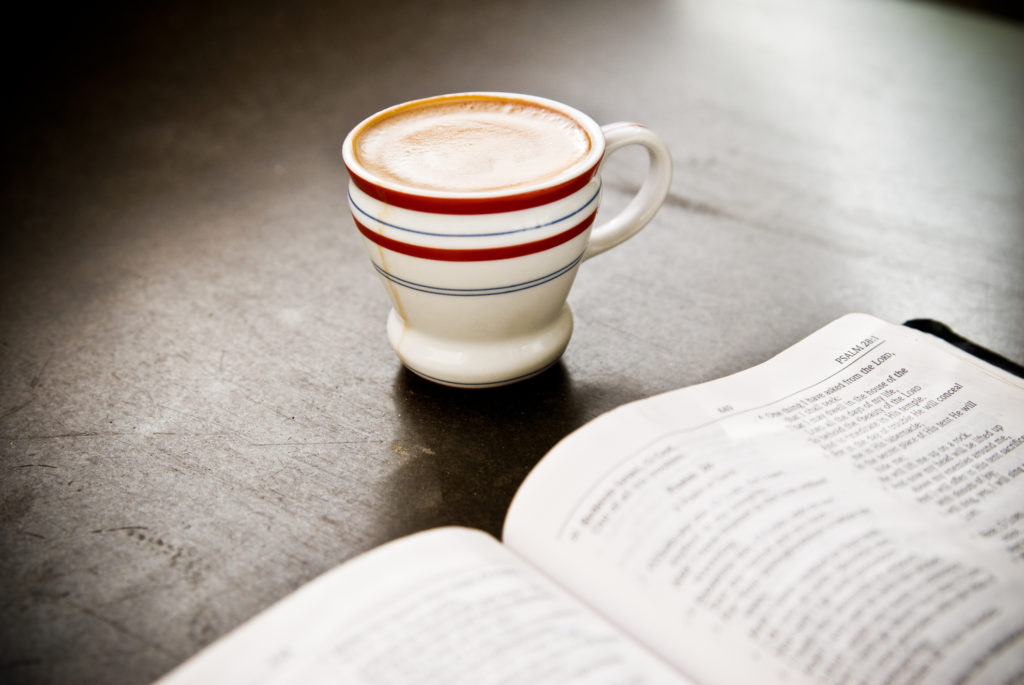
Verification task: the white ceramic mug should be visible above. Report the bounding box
[343,92,671,388]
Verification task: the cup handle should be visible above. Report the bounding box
[584,123,673,261]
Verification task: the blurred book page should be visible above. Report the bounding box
[156,527,690,685]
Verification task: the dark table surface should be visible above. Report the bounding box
[2,0,1022,682]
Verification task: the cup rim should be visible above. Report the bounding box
[342,92,606,215]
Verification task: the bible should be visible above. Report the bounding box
[156,313,1024,685]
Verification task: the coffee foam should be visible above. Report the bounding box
[353,97,592,193]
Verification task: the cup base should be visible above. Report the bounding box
[386,305,574,388]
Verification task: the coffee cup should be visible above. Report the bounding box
[342,92,671,388]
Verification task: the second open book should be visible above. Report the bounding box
[157,313,1024,685]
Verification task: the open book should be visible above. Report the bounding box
[157,313,1024,685]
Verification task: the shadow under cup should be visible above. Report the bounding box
[342,92,668,388]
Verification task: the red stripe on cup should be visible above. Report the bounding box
[354,211,596,262]
[346,160,601,215]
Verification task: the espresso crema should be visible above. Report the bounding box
[352,96,592,193]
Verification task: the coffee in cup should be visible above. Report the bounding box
[343,93,672,388]
[352,96,592,193]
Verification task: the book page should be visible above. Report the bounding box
[505,314,1024,685]
[155,527,691,685]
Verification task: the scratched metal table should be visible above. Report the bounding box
[1,0,1022,682]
